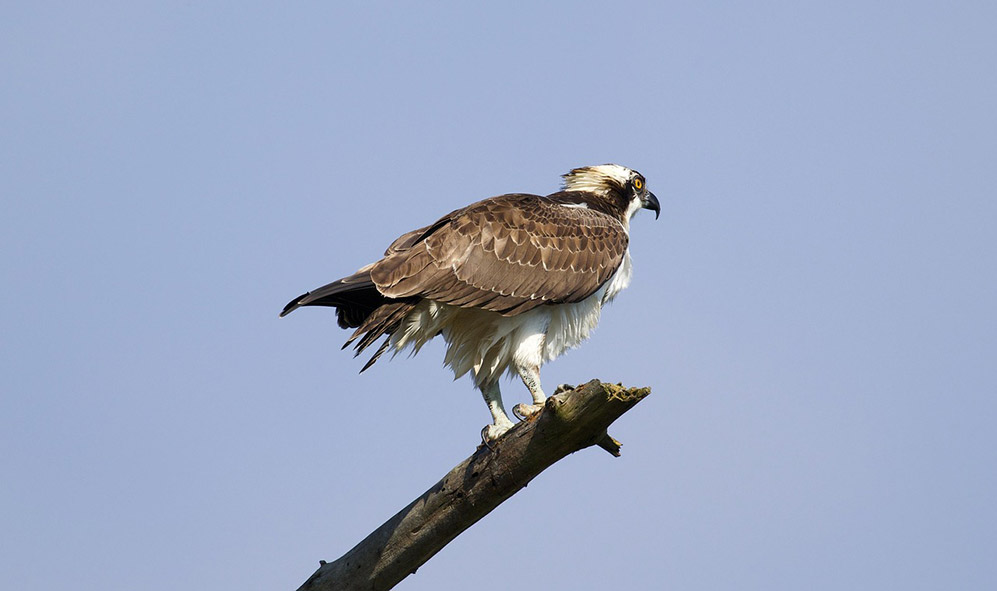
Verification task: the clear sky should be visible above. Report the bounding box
[2,2,995,589]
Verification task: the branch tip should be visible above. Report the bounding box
[595,432,622,457]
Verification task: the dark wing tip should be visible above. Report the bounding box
[279,293,309,317]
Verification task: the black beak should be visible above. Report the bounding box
[642,191,660,220]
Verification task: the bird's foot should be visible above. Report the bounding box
[512,402,544,421]
[480,421,514,447]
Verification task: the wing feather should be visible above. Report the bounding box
[370,193,627,315]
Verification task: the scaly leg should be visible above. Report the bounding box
[512,365,546,421]
[480,381,515,444]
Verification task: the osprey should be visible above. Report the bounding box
[281,164,659,442]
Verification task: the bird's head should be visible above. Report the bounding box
[562,164,660,221]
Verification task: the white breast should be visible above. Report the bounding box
[543,249,632,361]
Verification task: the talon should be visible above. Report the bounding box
[480,426,495,450]
[553,383,573,395]
[512,402,543,421]
[481,422,513,446]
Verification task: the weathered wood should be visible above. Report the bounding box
[296,379,650,591]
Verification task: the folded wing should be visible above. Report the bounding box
[371,193,628,316]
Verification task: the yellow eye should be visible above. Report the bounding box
[633,178,644,190]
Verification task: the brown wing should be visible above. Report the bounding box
[369,194,628,316]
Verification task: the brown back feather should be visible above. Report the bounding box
[370,193,628,316]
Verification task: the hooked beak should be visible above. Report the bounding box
[642,191,660,220]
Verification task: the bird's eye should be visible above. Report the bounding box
[633,177,644,190]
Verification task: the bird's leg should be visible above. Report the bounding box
[512,365,546,421]
[480,381,515,444]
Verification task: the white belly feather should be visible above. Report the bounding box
[390,251,634,386]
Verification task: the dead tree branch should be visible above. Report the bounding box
[296,379,651,591]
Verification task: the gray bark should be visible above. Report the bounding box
[296,379,651,591]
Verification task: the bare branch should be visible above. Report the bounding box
[296,379,651,591]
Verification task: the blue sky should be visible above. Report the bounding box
[2,2,995,589]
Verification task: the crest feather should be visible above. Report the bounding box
[562,164,634,195]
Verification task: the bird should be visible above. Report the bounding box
[280,164,660,443]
